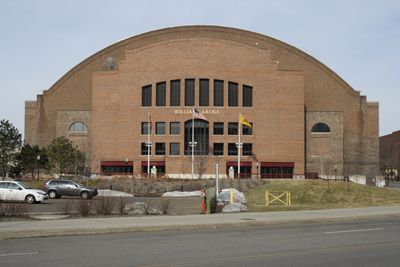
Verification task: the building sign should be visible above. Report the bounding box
[173,109,220,115]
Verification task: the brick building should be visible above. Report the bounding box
[25,26,379,179]
[380,131,400,179]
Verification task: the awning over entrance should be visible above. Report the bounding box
[101,161,133,167]
[261,162,294,168]
[226,161,252,167]
[101,161,133,175]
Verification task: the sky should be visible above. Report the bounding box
[0,0,399,137]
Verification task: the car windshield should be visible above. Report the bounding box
[17,182,32,189]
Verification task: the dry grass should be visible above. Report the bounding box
[246,179,400,212]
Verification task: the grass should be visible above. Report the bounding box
[245,179,400,212]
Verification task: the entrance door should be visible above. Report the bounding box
[184,119,209,155]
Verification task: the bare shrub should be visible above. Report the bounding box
[57,200,75,215]
[0,202,29,217]
[116,196,130,215]
[96,197,116,215]
[159,198,174,215]
[77,199,94,217]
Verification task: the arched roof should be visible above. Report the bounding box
[44,25,358,97]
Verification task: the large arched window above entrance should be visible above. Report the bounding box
[69,122,88,134]
[184,119,209,155]
[311,123,330,133]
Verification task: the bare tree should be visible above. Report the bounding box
[194,146,212,179]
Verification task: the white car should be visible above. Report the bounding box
[0,181,48,204]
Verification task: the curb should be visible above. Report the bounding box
[1,211,399,240]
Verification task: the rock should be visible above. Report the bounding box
[222,203,248,213]
[147,207,163,215]
[124,202,148,215]
[217,189,247,204]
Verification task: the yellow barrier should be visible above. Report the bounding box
[265,191,291,206]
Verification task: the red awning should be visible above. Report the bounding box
[101,161,133,167]
[226,161,252,167]
[261,162,294,168]
[141,161,166,167]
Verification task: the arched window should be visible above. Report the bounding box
[69,122,88,133]
[311,123,330,133]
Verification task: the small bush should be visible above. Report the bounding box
[159,198,174,215]
[77,199,94,217]
[0,202,29,217]
[57,200,75,215]
[96,197,116,215]
[116,196,130,215]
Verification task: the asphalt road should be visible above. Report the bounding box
[1,216,400,267]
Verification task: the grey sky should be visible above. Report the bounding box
[1,0,399,137]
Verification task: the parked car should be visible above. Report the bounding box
[0,181,48,204]
[44,179,98,199]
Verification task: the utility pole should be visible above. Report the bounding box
[215,160,219,197]
[36,155,40,181]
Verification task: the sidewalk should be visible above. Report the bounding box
[1,205,400,239]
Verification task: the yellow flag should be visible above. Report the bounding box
[240,114,252,128]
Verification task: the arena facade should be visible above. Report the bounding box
[25,26,379,179]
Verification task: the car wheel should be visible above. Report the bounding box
[48,190,58,199]
[80,191,90,199]
[25,194,36,204]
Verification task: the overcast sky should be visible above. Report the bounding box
[1,0,399,137]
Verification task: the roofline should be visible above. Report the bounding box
[41,25,360,97]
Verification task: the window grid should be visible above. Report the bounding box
[199,79,209,106]
[142,85,152,106]
[156,82,166,106]
[170,143,180,156]
[141,142,151,155]
[228,82,238,107]
[170,122,180,135]
[185,79,195,106]
[213,80,224,106]
[156,122,166,135]
[228,122,238,135]
[170,80,181,106]
[243,143,253,156]
[213,143,224,156]
[155,143,166,155]
[213,122,224,135]
[243,85,253,107]
[141,122,150,135]
[228,143,238,156]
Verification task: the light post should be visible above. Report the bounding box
[36,155,40,181]
[256,162,259,179]
[189,141,197,179]
[334,165,338,181]
[215,160,219,198]
[236,142,243,178]
[146,141,152,179]
[125,157,128,180]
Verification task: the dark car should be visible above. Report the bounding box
[44,179,98,199]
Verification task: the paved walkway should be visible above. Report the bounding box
[1,205,400,239]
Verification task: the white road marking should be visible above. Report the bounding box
[325,228,384,234]
[0,251,39,257]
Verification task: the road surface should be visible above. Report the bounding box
[1,216,400,266]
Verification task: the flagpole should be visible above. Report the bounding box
[191,107,195,179]
[147,112,151,178]
[238,113,241,178]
